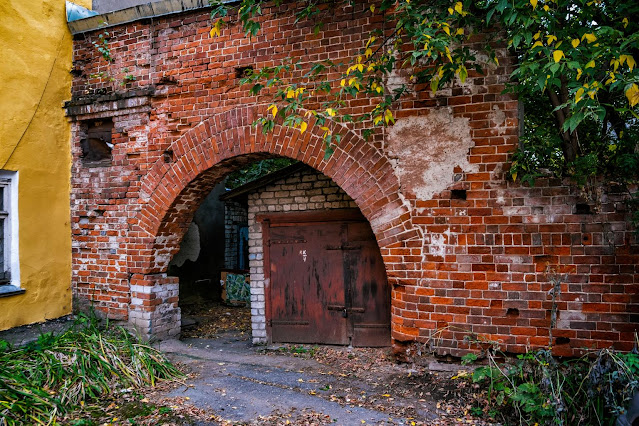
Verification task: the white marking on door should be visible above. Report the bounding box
[299,249,307,262]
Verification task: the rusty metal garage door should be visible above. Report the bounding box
[262,210,390,347]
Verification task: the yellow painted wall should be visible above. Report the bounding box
[0,0,91,330]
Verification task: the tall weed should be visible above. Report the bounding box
[465,343,639,425]
[0,314,182,425]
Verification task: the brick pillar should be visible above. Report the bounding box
[129,274,181,340]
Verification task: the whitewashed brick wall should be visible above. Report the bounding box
[247,166,357,344]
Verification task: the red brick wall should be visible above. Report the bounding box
[67,2,638,356]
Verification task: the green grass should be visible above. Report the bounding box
[0,314,182,425]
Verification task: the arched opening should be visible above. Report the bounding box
[165,156,391,347]
[127,107,415,345]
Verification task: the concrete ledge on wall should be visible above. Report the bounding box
[0,285,25,298]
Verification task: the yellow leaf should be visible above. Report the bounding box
[454,2,463,14]
[448,7,454,14]
[271,105,278,117]
[210,20,221,37]
[533,31,540,40]
[340,79,346,87]
[626,84,639,107]
[623,17,629,28]
[571,39,580,48]
[543,5,549,11]
[384,109,394,124]
[575,87,585,103]
[585,60,595,69]
[443,26,450,36]
[326,108,336,117]
[546,35,557,45]
[365,48,373,58]
[621,55,636,71]
[357,63,364,72]
[552,50,564,63]
[365,36,376,48]
[576,68,582,80]
[611,59,620,72]
[370,4,375,12]
[582,33,597,43]
[530,0,538,9]
[455,28,464,36]
[532,41,543,49]
[512,172,518,182]
[300,122,308,134]
[286,90,295,99]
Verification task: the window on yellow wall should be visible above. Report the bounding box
[0,171,22,297]
[0,182,8,281]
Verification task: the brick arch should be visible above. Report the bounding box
[134,106,415,275]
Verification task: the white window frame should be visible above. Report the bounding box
[0,171,19,288]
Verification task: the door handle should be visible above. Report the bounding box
[327,305,346,311]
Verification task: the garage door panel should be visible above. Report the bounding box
[266,214,389,347]
[269,223,348,345]
[346,222,391,347]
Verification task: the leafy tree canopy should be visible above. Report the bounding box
[210,0,639,192]
[226,158,297,189]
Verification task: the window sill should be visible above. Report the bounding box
[0,285,25,298]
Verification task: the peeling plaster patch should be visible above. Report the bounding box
[386,67,410,94]
[430,233,446,257]
[169,222,200,267]
[489,104,507,135]
[422,228,452,260]
[387,110,477,201]
[369,203,402,231]
[369,192,413,232]
[557,310,586,329]
[453,74,479,95]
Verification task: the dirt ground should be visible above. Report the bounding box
[3,306,498,425]
[138,332,495,425]
[119,303,498,425]
[180,301,252,339]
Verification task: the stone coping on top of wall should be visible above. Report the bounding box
[68,0,214,35]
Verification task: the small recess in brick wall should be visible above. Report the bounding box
[81,119,113,166]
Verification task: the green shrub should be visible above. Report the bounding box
[467,346,639,425]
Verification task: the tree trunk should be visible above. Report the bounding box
[547,88,580,163]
